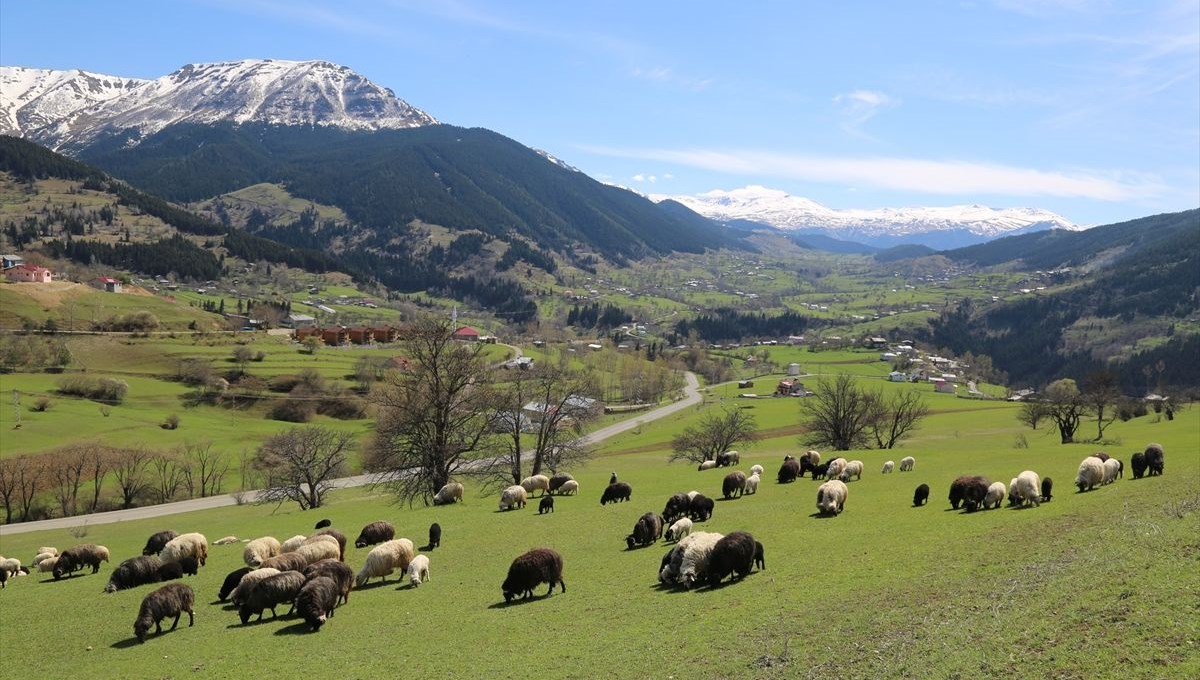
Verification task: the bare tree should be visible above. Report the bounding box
[111,447,152,509]
[0,457,19,523]
[1016,400,1049,430]
[801,374,878,451]
[366,318,500,505]
[1082,370,1121,441]
[868,389,930,449]
[149,454,187,504]
[178,441,230,498]
[670,406,760,464]
[13,454,47,521]
[1043,378,1087,444]
[84,444,110,513]
[254,426,352,511]
[48,443,89,517]
[232,345,255,376]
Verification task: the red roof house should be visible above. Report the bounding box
[452,325,481,341]
[4,263,52,283]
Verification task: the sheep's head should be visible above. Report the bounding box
[503,589,516,603]
[625,535,636,551]
[133,617,152,642]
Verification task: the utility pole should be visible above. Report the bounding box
[12,389,20,429]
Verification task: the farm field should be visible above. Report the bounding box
[0,405,1195,679]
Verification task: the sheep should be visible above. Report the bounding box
[706,531,758,587]
[142,531,178,556]
[716,450,740,467]
[296,576,340,631]
[743,472,760,495]
[280,535,308,553]
[548,472,575,494]
[882,460,895,474]
[1011,471,1041,508]
[899,456,915,472]
[600,482,632,505]
[303,559,354,604]
[133,583,194,643]
[229,568,281,606]
[665,517,693,542]
[520,474,551,497]
[1041,477,1054,502]
[1090,452,1111,462]
[159,533,208,567]
[816,480,848,516]
[218,567,253,602]
[311,528,347,560]
[960,476,992,512]
[501,548,565,603]
[839,460,864,482]
[750,464,764,477]
[355,538,415,588]
[258,552,309,573]
[609,472,618,485]
[949,475,988,510]
[294,539,340,566]
[32,551,56,568]
[826,458,849,479]
[777,459,801,484]
[754,541,766,570]
[53,544,110,580]
[698,460,718,471]
[213,536,240,546]
[1130,452,1147,479]
[663,493,691,523]
[157,561,184,582]
[679,532,724,589]
[913,483,929,507]
[983,482,1006,510]
[37,556,59,573]
[626,512,664,550]
[500,485,529,511]
[557,480,579,495]
[1102,458,1122,485]
[239,571,306,624]
[242,537,281,568]
[811,463,830,480]
[722,471,747,500]
[1007,477,1021,506]
[1144,443,1164,476]
[36,546,58,557]
[539,496,555,514]
[354,521,396,549]
[659,532,721,586]
[407,554,430,587]
[428,522,441,549]
[689,494,715,521]
[686,490,700,502]
[1076,457,1104,492]
[0,558,22,587]
[314,518,332,530]
[432,481,464,505]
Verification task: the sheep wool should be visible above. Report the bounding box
[142,531,179,556]
[239,571,306,624]
[242,537,281,568]
[1076,457,1105,492]
[355,538,415,588]
[433,482,464,505]
[296,576,340,632]
[499,485,528,511]
[354,521,396,549]
[303,559,354,605]
[257,552,308,573]
[749,464,764,477]
[160,533,209,567]
[1012,470,1041,508]
[816,480,848,516]
[899,456,916,472]
[520,474,551,497]
[665,517,693,542]
[213,536,239,546]
[133,583,194,643]
[1102,458,1122,485]
[882,461,895,474]
[294,539,340,566]
[558,480,579,495]
[229,568,282,606]
[743,473,760,495]
[983,482,1006,510]
[218,567,253,602]
[280,535,308,553]
[679,532,724,589]
[407,554,430,587]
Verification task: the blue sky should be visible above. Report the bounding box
[2,0,1197,224]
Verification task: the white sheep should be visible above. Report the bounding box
[698,460,717,471]
[816,479,848,515]
[432,481,464,505]
[983,482,1006,510]
[881,460,895,474]
[1012,470,1041,508]
[1101,458,1121,485]
[749,464,764,477]
[1076,457,1104,492]
[37,556,58,573]
[743,473,760,495]
[242,537,281,567]
[720,451,740,465]
[899,456,915,472]
[826,458,849,478]
[294,539,340,566]
[355,538,415,588]
[803,450,822,465]
[160,532,209,566]
[520,474,551,497]
[213,536,240,545]
[280,535,308,553]
[665,517,693,542]
[840,460,864,481]
[557,480,579,495]
[36,547,58,558]
[229,567,281,606]
[1008,477,1021,506]
[407,554,430,587]
[679,531,724,589]
[32,551,56,567]
[0,557,21,574]
[499,485,528,511]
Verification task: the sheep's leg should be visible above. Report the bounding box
[155,620,163,634]
[170,613,181,630]
[187,609,194,627]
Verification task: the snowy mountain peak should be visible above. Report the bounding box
[1,59,437,149]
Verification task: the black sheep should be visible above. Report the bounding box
[354,521,395,549]
[501,548,565,603]
[777,459,801,484]
[313,518,332,530]
[157,561,183,582]
[1144,443,1165,476]
[105,555,163,593]
[706,531,757,587]
[548,472,574,493]
[142,530,178,557]
[722,471,747,500]
[625,512,664,550]
[303,559,354,605]
[689,494,715,521]
[658,549,673,576]
[428,522,441,550]
[1041,477,1054,502]
[663,493,691,523]
[295,576,339,632]
[600,482,632,505]
[176,556,199,576]
[811,463,830,480]
[53,544,108,580]
[313,528,347,560]
[798,457,815,478]
[913,483,930,507]
[1131,452,1147,479]
[754,541,766,571]
[948,476,970,509]
[958,476,991,512]
[1091,452,1111,462]
[539,496,555,514]
[239,571,306,624]
[133,583,194,643]
[609,471,618,485]
[258,552,308,573]
[218,567,252,602]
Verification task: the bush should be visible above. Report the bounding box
[269,397,315,423]
[269,374,303,393]
[96,311,159,332]
[57,375,128,404]
[31,396,52,412]
[253,351,266,362]
[162,413,180,430]
[318,394,368,420]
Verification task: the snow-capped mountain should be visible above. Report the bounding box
[0,59,436,149]
[655,185,1083,249]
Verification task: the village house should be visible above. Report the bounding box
[283,313,317,329]
[90,276,122,293]
[1,254,24,270]
[452,325,481,341]
[776,379,807,397]
[4,263,52,283]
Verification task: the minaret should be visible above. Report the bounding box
[452,305,458,326]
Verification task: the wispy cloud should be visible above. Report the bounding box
[833,89,897,137]
[580,145,1164,200]
[200,0,399,39]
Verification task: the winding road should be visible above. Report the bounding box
[0,371,702,536]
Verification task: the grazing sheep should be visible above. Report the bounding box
[826,458,849,479]
[520,474,551,497]
[142,531,179,556]
[159,533,208,567]
[839,460,864,482]
[0,558,22,587]
[801,450,822,466]
[33,551,55,568]
[679,532,724,589]
[106,556,165,593]
[913,483,930,507]
[743,472,760,495]
[722,471,747,500]
[280,535,308,553]
[1090,452,1111,462]
[539,496,555,514]
[558,480,579,495]
[949,475,988,510]
[218,567,253,602]
[697,460,718,471]
[1011,471,1041,508]
[750,464,764,476]
[983,482,1006,510]
[428,523,441,549]
[37,556,58,573]
[754,541,766,571]
[1076,457,1104,493]
[296,576,340,631]
[229,568,281,606]
[157,561,183,582]
[1007,477,1021,506]
[960,476,992,512]
[899,456,915,472]
[811,463,830,480]
[432,481,464,505]
[311,528,347,560]
[658,532,701,584]
[882,460,895,474]
[355,538,416,588]
[213,536,239,546]
[407,554,430,587]
[239,571,306,624]
[548,472,575,494]
[777,459,801,484]
[686,490,700,502]
[257,552,308,573]
[500,485,529,511]
[295,540,340,566]
[53,544,110,580]
[303,559,354,604]
[600,482,632,505]
[501,548,565,603]
[354,521,396,549]
[716,451,740,467]
[314,518,332,530]
[1041,477,1053,502]
[1144,443,1165,476]
[665,517,693,542]
[242,537,281,568]
[706,531,758,587]
[663,493,691,523]
[133,583,194,643]
[626,512,664,550]
[689,494,715,521]
[1102,458,1122,485]
[1130,452,1147,479]
[36,547,58,557]
[816,480,848,516]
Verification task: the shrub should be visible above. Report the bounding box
[99,405,111,417]
[57,375,128,404]
[253,351,266,362]
[269,374,303,393]
[162,414,181,430]
[31,396,52,412]
[269,397,315,423]
[318,394,368,420]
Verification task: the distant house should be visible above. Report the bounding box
[346,326,374,345]
[738,380,754,389]
[284,313,317,329]
[90,276,122,293]
[321,326,348,346]
[1,254,24,270]
[523,395,603,422]
[371,325,401,344]
[933,379,956,394]
[4,263,52,283]
[889,371,908,382]
[452,326,481,341]
[776,379,807,397]
[865,336,888,348]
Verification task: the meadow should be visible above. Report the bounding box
[0,399,1195,679]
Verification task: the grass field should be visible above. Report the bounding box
[0,404,1195,679]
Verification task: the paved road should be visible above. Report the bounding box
[0,371,702,536]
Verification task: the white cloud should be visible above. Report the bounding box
[833,89,897,136]
[582,145,1163,200]
[632,174,645,182]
